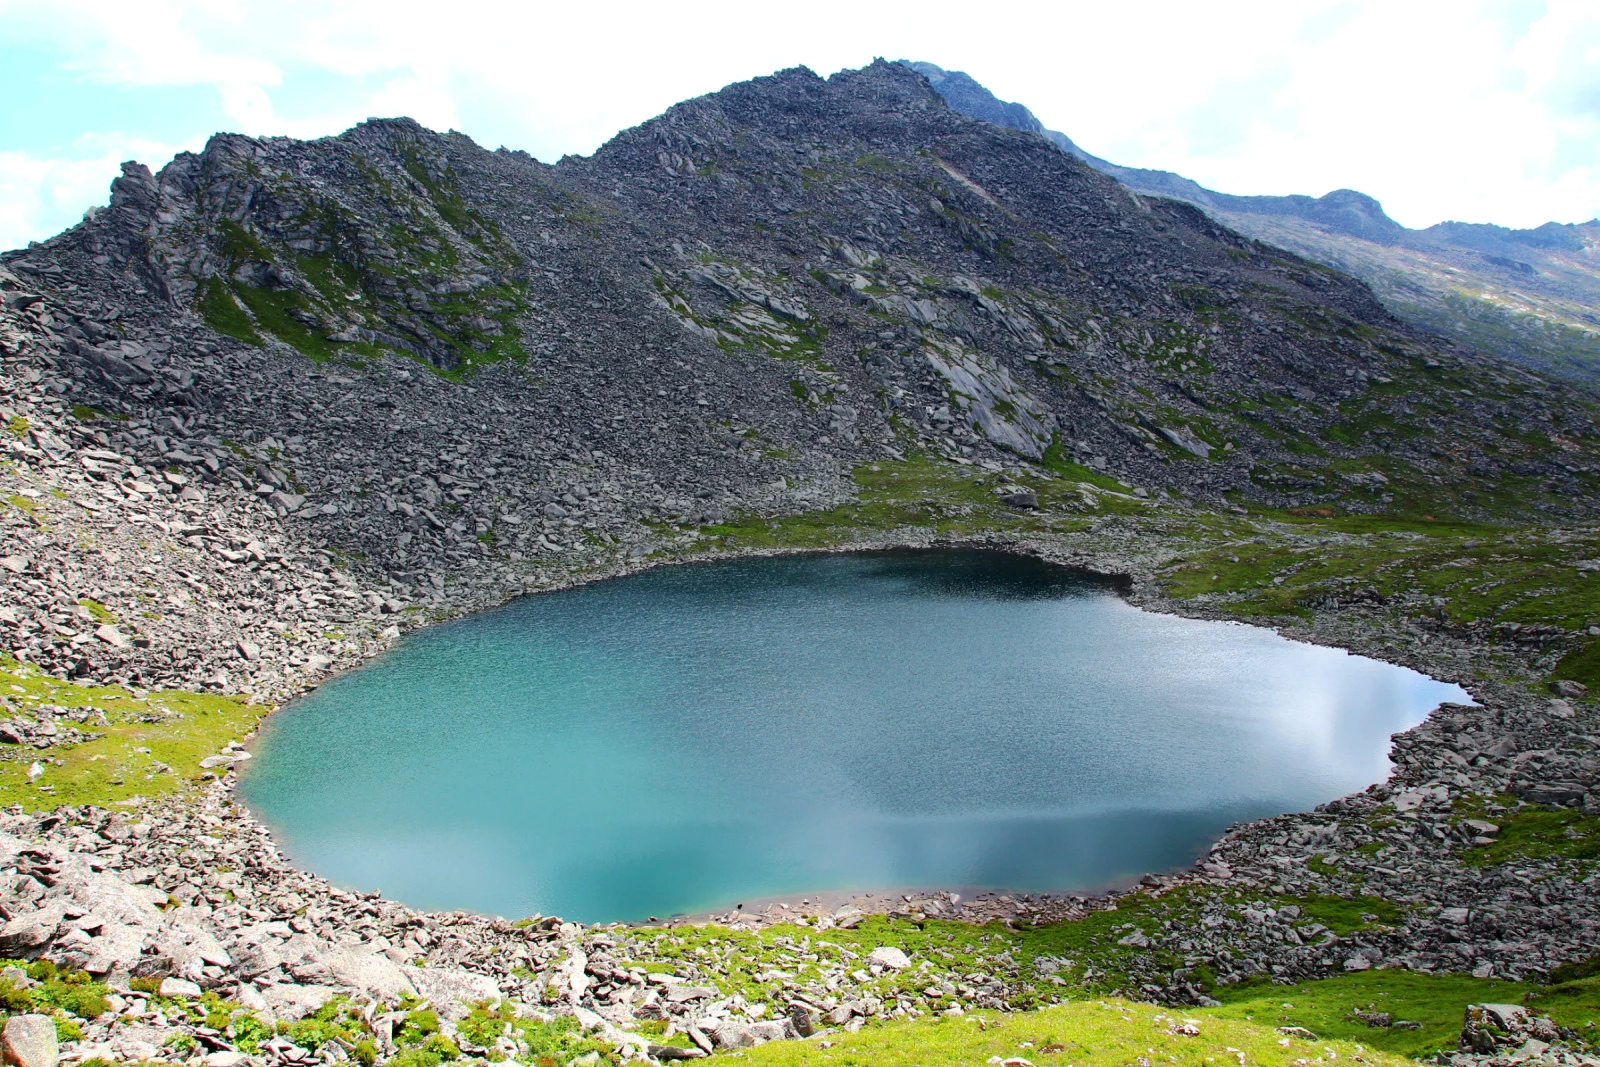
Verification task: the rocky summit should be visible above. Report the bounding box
[1,59,1599,1067]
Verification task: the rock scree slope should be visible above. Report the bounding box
[0,59,1599,1067]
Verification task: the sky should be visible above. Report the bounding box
[2,0,1597,252]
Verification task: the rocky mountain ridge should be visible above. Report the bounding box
[902,61,1600,383]
[8,61,1599,578]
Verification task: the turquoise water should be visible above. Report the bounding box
[240,550,1468,923]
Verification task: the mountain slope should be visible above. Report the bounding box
[903,61,1600,383]
[8,61,1596,559]
[0,61,1598,1061]
[0,57,1595,697]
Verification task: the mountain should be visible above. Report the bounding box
[3,57,1593,572]
[0,59,1598,1049]
[902,61,1600,382]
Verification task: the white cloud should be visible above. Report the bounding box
[1001,0,1600,228]
[0,0,1596,246]
[0,133,200,253]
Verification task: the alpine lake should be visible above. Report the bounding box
[240,549,1469,923]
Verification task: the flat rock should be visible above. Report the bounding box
[3,1014,58,1067]
[402,964,501,1020]
[159,976,203,998]
[868,946,910,969]
[261,983,338,1021]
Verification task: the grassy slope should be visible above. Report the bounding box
[737,997,1410,1067]
[0,655,264,810]
[622,906,1600,1060]
[682,449,1597,689]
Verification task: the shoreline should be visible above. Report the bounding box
[222,533,1471,933]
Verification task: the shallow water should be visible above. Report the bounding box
[240,549,1468,922]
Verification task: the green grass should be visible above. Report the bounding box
[0,656,265,811]
[1161,514,1600,641]
[1281,895,1400,937]
[1526,976,1600,1032]
[1,960,112,1022]
[230,282,343,361]
[735,997,1410,1067]
[1452,796,1600,868]
[198,278,262,345]
[1553,637,1600,692]
[691,455,1143,557]
[618,885,1413,1023]
[76,598,117,625]
[191,151,530,379]
[1207,970,1526,1058]
[68,404,124,423]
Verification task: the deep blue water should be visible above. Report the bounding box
[240,550,1468,922]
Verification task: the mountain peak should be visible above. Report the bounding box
[898,61,1045,136]
[903,60,1600,380]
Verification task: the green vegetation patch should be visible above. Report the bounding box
[1162,513,1600,640]
[1553,637,1600,693]
[1453,795,1600,867]
[693,455,1143,557]
[198,278,262,345]
[1,959,114,1042]
[0,655,266,811]
[1525,976,1600,1032]
[458,1002,612,1064]
[280,996,375,1055]
[194,146,530,378]
[1207,970,1529,1059]
[76,598,117,625]
[735,997,1409,1067]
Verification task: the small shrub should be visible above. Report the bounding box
[396,1008,440,1046]
[37,978,110,1020]
[231,1014,272,1053]
[1548,954,1600,985]
[423,1033,460,1060]
[0,973,31,1013]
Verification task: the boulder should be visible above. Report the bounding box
[998,489,1038,509]
[70,924,145,976]
[868,946,910,970]
[261,983,337,1021]
[2,1014,58,1067]
[0,904,65,954]
[789,1003,820,1037]
[402,965,500,1020]
[648,1044,706,1061]
[748,1021,790,1043]
[160,977,203,998]
[665,985,716,1004]
[317,946,415,1002]
[710,1022,755,1050]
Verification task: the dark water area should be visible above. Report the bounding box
[240,550,1468,922]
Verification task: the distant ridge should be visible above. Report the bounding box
[901,60,1600,382]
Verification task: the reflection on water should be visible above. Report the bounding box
[241,550,1470,922]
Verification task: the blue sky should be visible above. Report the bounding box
[2,0,1597,251]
